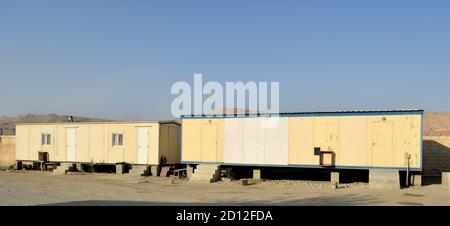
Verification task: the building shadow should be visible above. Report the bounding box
[39,193,380,206]
[422,139,450,185]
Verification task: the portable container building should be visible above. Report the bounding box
[15,121,181,166]
[181,110,423,171]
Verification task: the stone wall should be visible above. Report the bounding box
[0,135,15,169]
[423,136,450,175]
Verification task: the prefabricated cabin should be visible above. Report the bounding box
[15,121,181,165]
[181,110,423,171]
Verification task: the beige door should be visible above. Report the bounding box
[370,122,393,167]
[201,124,218,162]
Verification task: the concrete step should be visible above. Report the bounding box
[127,165,151,176]
[189,165,220,183]
[53,163,76,175]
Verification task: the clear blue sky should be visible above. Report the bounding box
[1,0,449,120]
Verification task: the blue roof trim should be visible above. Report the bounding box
[181,110,424,119]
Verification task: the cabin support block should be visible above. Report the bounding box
[331,172,340,185]
[369,169,400,189]
[115,163,125,174]
[411,174,422,186]
[76,163,83,172]
[186,165,194,178]
[150,166,158,176]
[442,172,450,187]
[253,169,261,180]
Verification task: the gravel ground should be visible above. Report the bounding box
[0,170,448,206]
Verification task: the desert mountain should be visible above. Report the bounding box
[424,112,450,136]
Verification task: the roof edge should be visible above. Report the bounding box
[181,109,424,118]
[14,120,179,126]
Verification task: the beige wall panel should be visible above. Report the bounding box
[314,116,340,155]
[28,126,42,161]
[366,115,422,168]
[181,119,201,161]
[339,116,368,166]
[182,118,223,163]
[288,117,314,165]
[201,123,220,162]
[55,126,67,162]
[122,125,134,163]
[369,120,394,167]
[75,126,90,162]
[148,125,160,165]
[396,115,421,168]
[15,126,28,160]
[90,125,105,163]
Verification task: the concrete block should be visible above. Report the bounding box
[128,165,149,176]
[186,165,194,178]
[442,172,450,187]
[150,165,158,176]
[253,169,261,180]
[241,179,259,186]
[369,169,400,189]
[411,174,422,186]
[115,164,125,174]
[76,163,83,172]
[331,172,339,184]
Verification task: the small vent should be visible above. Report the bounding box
[314,147,321,156]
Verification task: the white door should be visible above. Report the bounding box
[137,128,149,164]
[66,128,76,162]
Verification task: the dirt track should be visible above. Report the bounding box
[0,171,448,206]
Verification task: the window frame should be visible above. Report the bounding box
[112,133,124,147]
[41,133,52,146]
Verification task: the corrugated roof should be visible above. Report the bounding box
[277,109,423,115]
[182,109,424,118]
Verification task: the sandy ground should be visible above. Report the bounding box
[0,170,448,206]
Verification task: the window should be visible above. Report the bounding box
[41,133,51,145]
[112,133,123,147]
